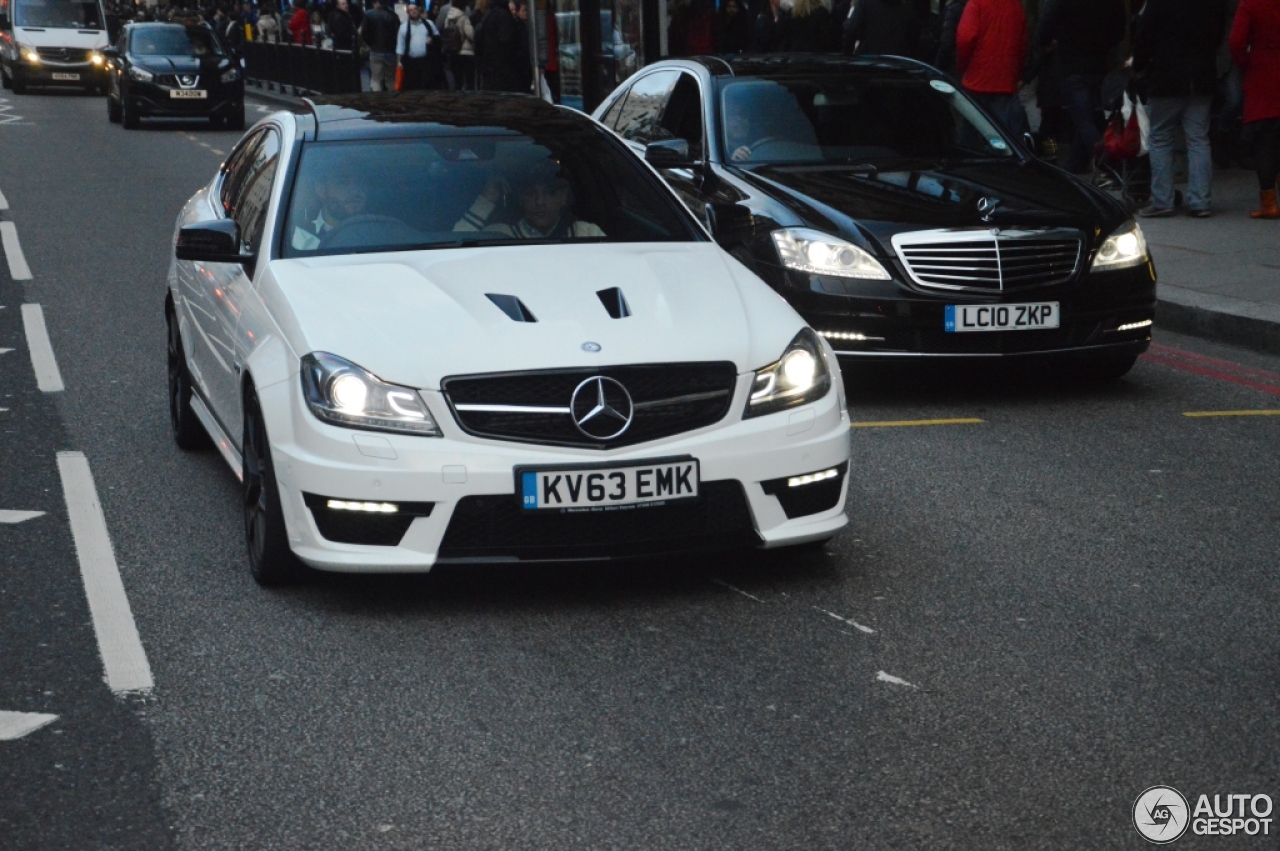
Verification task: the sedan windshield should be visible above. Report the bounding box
[14,0,102,28]
[720,75,1017,166]
[283,132,701,257]
[130,27,224,57]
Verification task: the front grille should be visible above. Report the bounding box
[437,481,760,561]
[893,228,1083,292]
[36,47,93,62]
[443,363,738,449]
[155,74,203,88]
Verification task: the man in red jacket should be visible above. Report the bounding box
[955,0,1029,136]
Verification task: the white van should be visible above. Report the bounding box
[0,0,110,93]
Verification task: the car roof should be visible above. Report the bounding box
[686,53,935,78]
[301,92,596,142]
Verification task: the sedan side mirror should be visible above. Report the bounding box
[645,139,694,170]
[176,220,255,269]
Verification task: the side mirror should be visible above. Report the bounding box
[101,46,119,59]
[645,139,694,170]
[176,220,255,269]
[1022,131,1037,153]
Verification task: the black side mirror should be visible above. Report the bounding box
[645,139,694,170]
[101,46,119,59]
[176,220,255,269]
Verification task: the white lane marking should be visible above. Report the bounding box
[815,606,875,634]
[0,186,8,209]
[20,304,65,392]
[876,671,918,689]
[712,578,766,603]
[1,222,33,280]
[0,510,45,524]
[0,711,58,741]
[57,452,154,695]
[0,97,24,126]
[0,347,12,355]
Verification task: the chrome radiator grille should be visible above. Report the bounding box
[891,228,1083,292]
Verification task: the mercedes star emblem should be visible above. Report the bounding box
[570,376,633,440]
[977,196,1001,222]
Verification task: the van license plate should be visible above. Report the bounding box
[170,89,207,99]
[945,302,1060,333]
[52,72,80,81]
[519,459,699,511]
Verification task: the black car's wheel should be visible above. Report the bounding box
[11,69,26,94]
[121,95,138,128]
[243,386,304,586]
[107,92,121,123]
[167,308,211,450]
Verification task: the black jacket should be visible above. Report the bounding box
[1132,0,1228,98]
[328,8,357,51]
[844,0,922,58]
[786,6,835,52]
[476,4,527,92]
[1035,0,1126,77]
[360,5,400,54]
[933,0,968,74]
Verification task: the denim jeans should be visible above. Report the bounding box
[970,92,1029,138]
[1148,96,1213,211]
[368,52,396,92]
[1061,73,1104,173]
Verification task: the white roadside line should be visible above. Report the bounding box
[0,221,32,280]
[0,510,45,523]
[0,711,58,741]
[20,304,64,392]
[0,186,9,210]
[56,452,154,695]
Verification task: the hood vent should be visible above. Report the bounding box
[596,287,632,319]
[486,293,537,323]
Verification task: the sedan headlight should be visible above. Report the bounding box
[1090,220,1148,271]
[220,66,239,83]
[18,44,40,63]
[745,328,832,418]
[771,228,890,280]
[128,65,154,82]
[300,352,441,436]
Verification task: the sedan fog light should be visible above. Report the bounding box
[787,468,840,488]
[326,500,398,513]
[1115,319,1153,332]
[819,330,882,342]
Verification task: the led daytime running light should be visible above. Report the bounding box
[326,500,398,513]
[1116,319,1153,332]
[787,468,840,488]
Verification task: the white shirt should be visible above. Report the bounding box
[397,18,436,57]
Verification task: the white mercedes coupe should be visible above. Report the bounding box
[166,92,850,585]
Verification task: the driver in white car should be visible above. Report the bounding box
[453,159,604,239]
[290,171,370,250]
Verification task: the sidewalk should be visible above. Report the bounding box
[1141,167,1280,355]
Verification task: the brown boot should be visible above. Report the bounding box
[1250,189,1280,219]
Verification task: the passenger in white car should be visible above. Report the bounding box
[453,159,605,239]
[290,171,370,250]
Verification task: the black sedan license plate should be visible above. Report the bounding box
[519,459,699,511]
[170,89,207,99]
[945,302,1060,333]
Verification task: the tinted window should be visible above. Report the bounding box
[220,130,264,219]
[234,131,281,253]
[130,26,225,57]
[719,75,1017,165]
[612,70,678,146]
[14,0,102,28]
[660,73,705,160]
[282,131,702,258]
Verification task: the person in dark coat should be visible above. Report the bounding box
[361,0,400,90]
[1036,0,1127,173]
[476,0,527,92]
[718,0,753,54]
[1132,0,1228,216]
[750,0,788,53]
[934,0,969,74]
[786,0,833,52]
[1230,0,1280,217]
[844,0,922,58]
[328,0,358,50]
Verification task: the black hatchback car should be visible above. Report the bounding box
[104,22,244,129]
[593,55,1158,378]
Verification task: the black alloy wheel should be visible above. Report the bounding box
[166,308,210,450]
[242,386,304,586]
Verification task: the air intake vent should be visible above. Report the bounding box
[596,287,632,319]
[486,293,537,323]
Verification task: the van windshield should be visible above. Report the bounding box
[14,0,103,29]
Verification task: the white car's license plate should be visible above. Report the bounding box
[519,459,699,511]
[170,89,207,99]
[945,302,1060,333]
[52,72,80,81]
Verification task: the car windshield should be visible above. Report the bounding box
[130,27,224,57]
[719,75,1017,166]
[14,0,102,28]
[283,133,701,258]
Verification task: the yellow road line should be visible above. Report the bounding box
[850,418,985,428]
[1183,410,1280,418]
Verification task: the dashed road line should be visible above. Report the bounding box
[1183,410,1280,418]
[57,452,153,695]
[876,671,919,689]
[1,221,33,280]
[0,711,58,741]
[20,304,65,392]
[0,185,8,210]
[814,606,875,634]
[712,578,766,603]
[0,510,45,524]
[851,418,984,428]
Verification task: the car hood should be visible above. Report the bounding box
[739,159,1118,247]
[13,26,107,48]
[262,242,802,390]
[130,54,228,73]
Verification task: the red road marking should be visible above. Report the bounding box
[1148,343,1280,384]
[1142,347,1280,397]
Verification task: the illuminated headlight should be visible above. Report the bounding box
[300,352,441,436]
[19,44,40,63]
[128,65,154,82]
[90,52,104,65]
[220,66,239,83]
[745,328,832,418]
[1091,220,1148,271]
[771,228,890,280]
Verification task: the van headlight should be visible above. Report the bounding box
[771,228,890,280]
[745,328,832,418]
[300,352,441,436]
[1091,220,1148,271]
[19,43,40,63]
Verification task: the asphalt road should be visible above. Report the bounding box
[1,88,1278,850]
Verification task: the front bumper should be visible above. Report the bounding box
[128,79,243,118]
[15,59,107,88]
[256,371,852,572]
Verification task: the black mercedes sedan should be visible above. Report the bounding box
[592,55,1158,378]
[104,22,244,129]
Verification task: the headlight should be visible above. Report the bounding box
[90,52,104,66]
[19,44,40,63]
[220,66,239,83]
[128,65,154,82]
[745,328,833,418]
[771,228,891,280]
[1090,220,1148,271]
[300,352,441,437]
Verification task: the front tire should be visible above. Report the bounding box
[107,92,121,123]
[11,69,26,94]
[167,308,211,450]
[121,95,138,128]
[243,386,304,586]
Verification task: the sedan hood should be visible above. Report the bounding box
[263,243,802,389]
[132,55,226,73]
[741,159,1117,247]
